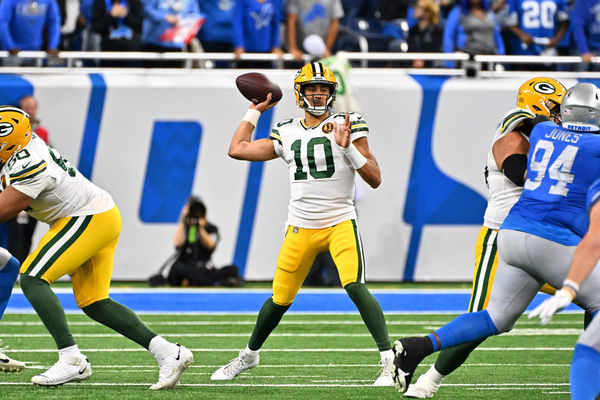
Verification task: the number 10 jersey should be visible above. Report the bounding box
[269,112,368,229]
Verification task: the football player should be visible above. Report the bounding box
[405,77,574,397]
[392,82,600,395]
[0,106,193,388]
[0,247,25,372]
[211,62,395,385]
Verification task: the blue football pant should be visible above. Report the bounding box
[0,248,20,320]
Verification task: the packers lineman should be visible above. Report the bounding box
[405,77,593,397]
[211,62,395,385]
[0,106,193,388]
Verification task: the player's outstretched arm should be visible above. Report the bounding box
[0,186,33,222]
[352,137,381,188]
[334,114,381,188]
[228,94,279,162]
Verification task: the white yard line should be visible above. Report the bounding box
[0,328,582,338]
[7,347,576,353]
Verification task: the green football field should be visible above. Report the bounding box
[0,312,579,399]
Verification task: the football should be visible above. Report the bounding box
[235,72,283,105]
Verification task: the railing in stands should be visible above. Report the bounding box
[0,51,598,77]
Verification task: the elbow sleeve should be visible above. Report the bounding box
[502,153,528,186]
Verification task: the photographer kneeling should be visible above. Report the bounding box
[168,196,242,287]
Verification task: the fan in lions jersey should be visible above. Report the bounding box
[0,106,193,389]
[211,62,395,385]
[405,79,592,398]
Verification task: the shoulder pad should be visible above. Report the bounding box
[498,108,535,135]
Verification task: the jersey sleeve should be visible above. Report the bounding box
[498,108,536,136]
[269,125,284,157]
[587,178,600,212]
[349,113,369,142]
[8,154,52,199]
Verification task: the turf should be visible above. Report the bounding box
[0,312,578,399]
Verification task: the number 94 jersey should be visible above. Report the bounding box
[0,134,114,225]
[269,112,368,229]
[501,121,600,245]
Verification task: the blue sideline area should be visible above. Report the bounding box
[5,289,582,314]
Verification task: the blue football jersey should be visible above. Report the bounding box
[502,121,600,245]
[506,0,569,55]
[587,177,600,212]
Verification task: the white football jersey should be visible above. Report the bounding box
[0,134,114,225]
[270,112,368,229]
[483,107,535,229]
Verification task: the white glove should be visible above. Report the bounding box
[528,288,573,325]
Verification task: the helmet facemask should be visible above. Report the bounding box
[298,83,336,116]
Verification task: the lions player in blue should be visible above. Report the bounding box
[391,82,600,395]
[529,111,600,399]
[0,247,25,371]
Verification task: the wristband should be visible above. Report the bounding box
[562,279,580,297]
[341,143,368,169]
[242,109,261,127]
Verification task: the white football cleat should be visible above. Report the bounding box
[211,350,259,380]
[404,373,440,398]
[373,357,395,386]
[150,344,194,390]
[32,353,91,386]
[0,350,25,372]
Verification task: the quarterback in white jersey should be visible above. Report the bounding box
[270,111,368,228]
[212,62,395,386]
[0,106,193,389]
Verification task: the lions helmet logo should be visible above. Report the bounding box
[0,122,14,137]
[533,82,556,95]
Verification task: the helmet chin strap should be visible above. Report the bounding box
[302,93,334,116]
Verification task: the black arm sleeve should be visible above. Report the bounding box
[518,114,551,137]
[502,153,528,186]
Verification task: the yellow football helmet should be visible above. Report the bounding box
[0,106,32,164]
[294,62,337,116]
[516,77,567,121]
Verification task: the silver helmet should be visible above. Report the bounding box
[561,82,600,132]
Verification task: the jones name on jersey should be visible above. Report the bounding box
[0,134,113,225]
[269,112,368,229]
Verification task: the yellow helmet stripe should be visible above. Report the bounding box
[0,106,27,116]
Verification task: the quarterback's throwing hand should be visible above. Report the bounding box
[334,114,351,148]
[528,288,574,325]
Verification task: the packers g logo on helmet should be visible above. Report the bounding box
[517,77,566,120]
[0,106,32,164]
[294,62,337,116]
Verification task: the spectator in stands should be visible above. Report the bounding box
[58,0,82,50]
[341,0,379,20]
[233,0,284,69]
[443,0,505,67]
[572,0,600,70]
[196,0,235,67]
[407,0,443,68]
[92,0,143,67]
[7,95,49,264]
[0,0,61,65]
[285,0,344,64]
[505,0,569,65]
[141,0,202,67]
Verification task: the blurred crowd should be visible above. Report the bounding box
[0,0,598,70]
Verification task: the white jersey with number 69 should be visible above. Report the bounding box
[0,134,114,225]
[270,112,368,229]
